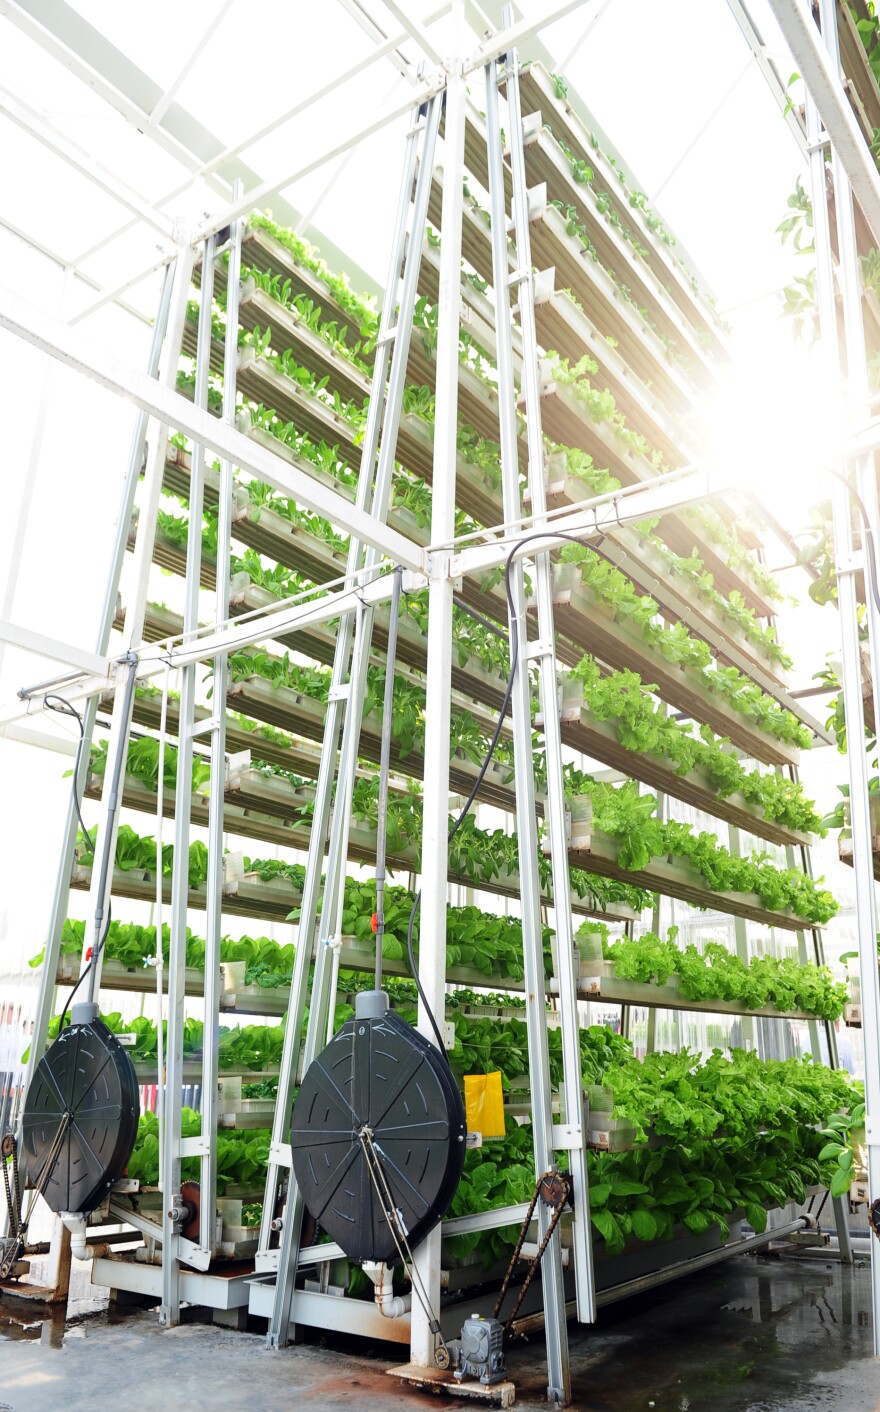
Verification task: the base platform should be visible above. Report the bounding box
[388,1363,516,1407]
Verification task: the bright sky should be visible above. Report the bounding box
[0,1,862,1061]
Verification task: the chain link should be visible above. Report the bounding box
[494,1170,572,1334]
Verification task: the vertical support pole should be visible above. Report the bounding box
[159,235,210,1325]
[728,824,756,1054]
[81,246,195,995]
[506,21,596,1362]
[200,186,243,1252]
[14,262,175,1166]
[485,53,572,1406]
[264,94,442,1348]
[645,791,667,1055]
[408,50,465,1369]
[807,0,880,1344]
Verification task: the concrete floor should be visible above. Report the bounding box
[1,1254,878,1411]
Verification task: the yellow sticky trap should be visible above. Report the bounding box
[464,1070,505,1138]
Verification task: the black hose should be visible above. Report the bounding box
[51,661,139,1028]
[834,469,880,621]
[374,567,403,990]
[406,529,593,1059]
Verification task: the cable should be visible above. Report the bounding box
[46,661,138,1028]
[58,905,113,1030]
[44,696,94,856]
[43,694,110,1026]
[405,529,596,1059]
[833,469,880,621]
[374,567,403,991]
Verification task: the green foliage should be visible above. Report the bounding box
[128,1109,271,1193]
[568,654,823,835]
[238,262,374,369]
[248,214,379,342]
[599,926,847,1020]
[560,547,808,749]
[75,824,209,888]
[574,775,836,923]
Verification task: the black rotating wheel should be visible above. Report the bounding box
[21,1019,140,1214]
[292,1010,466,1263]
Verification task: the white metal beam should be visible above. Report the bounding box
[464,0,592,72]
[0,281,426,572]
[380,0,445,64]
[766,0,880,240]
[192,0,590,244]
[447,464,715,578]
[147,0,235,128]
[66,9,452,274]
[725,0,808,158]
[0,213,150,323]
[0,82,175,238]
[67,251,176,326]
[334,0,420,78]
[0,0,226,191]
[138,567,408,671]
[192,80,443,242]
[0,618,108,677]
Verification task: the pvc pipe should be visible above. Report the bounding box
[60,1213,88,1262]
[362,1261,412,1319]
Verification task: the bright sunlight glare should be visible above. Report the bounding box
[700,334,845,516]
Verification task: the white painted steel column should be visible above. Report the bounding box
[817,0,880,1332]
[767,0,880,242]
[485,53,572,1406]
[161,232,214,1324]
[805,3,880,1346]
[410,51,466,1371]
[200,190,244,1252]
[12,263,176,1185]
[264,96,440,1347]
[505,24,596,1352]
[81,244,195,994]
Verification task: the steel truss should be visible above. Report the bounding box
[5,0,880,1395]
[752,0,880,1355]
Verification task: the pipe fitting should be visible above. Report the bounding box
[59,1212,88,1262]
[362,1260,412,1319]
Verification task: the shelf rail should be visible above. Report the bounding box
[802,0,880,1353]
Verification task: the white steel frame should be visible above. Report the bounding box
[2,0,880,1387]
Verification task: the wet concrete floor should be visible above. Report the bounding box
[0,1253,878,1411]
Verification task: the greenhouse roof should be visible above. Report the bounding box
[0,0,816,337]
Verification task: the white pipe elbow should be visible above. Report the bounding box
[60,1212,88,1262]
[361,1260,412,1318]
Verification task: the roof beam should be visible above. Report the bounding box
[0,280,425,573]
[147,0,235,128]
[0,82,175,238]
[766,0,880,236]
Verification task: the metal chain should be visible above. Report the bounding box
[358,1128,448,1355]
[12,1137,22,1231]
[1,1121,70,1278]
[2,1136,20,1237]
[494,1170,572,1334]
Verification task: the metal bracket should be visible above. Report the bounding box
[551,1124,584,1151]
[269,1141,293,1168]
[178,1135,212,1158]
[835,550,865,575]
[189,716,221,739]
[526,638,554,660]
[328,684,351,703]
[178,1236,212,1271]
